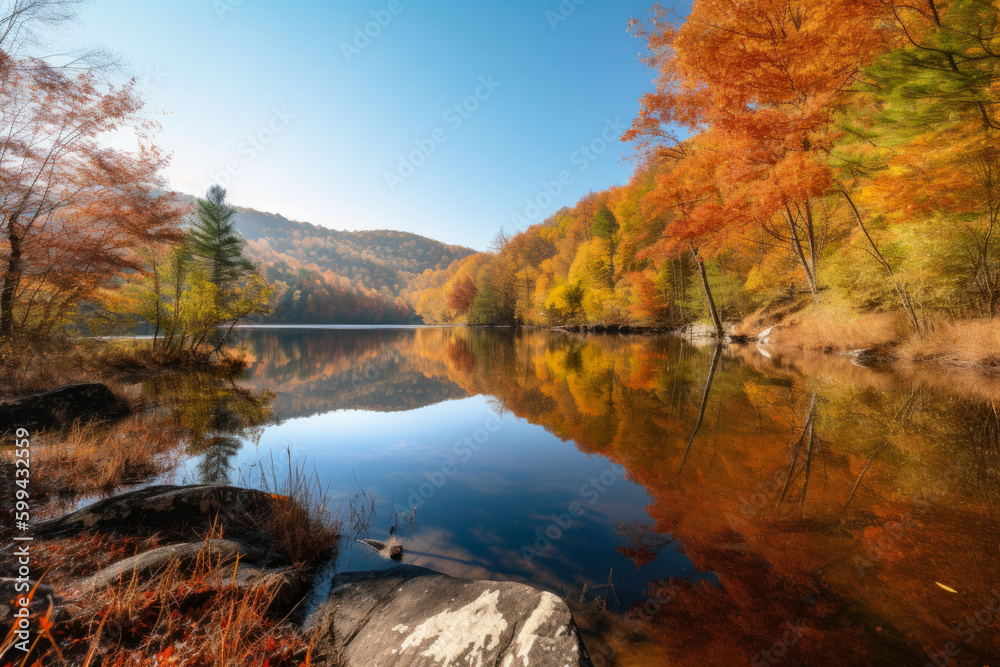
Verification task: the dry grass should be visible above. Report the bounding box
[255,451,341,568]
[733,294,911,353]
[0,337,248,403]
[29,415,186,501]
[741,298,1000,369]
[731,293,813,337]
[5,527,323,666]
[5,467,342,665]
[896,319,1000,368]
[768,309,911,352]
[0,337,102,399]
[96,341,249,377]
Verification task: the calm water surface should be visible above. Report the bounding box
[149,326,1000,666]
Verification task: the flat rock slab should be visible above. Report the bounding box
[0,383,130,431]
[308,565,592,667]
[35,485,277,543]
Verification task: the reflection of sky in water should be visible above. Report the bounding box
[178,394,701,609]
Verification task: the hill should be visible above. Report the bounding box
[181,195,477,324]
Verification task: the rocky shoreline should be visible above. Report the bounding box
[4,484,592,666]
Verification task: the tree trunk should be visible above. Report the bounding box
[674,342,723,479]
[0,219,22,338]
[841,191,921,332]
[691,244,724,338]
[785,206,817,295]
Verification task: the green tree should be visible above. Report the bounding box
[189,185,255,297]
[592,204,620,286]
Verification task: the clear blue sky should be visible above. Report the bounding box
[72,0,690,251]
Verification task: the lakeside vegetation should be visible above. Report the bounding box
[1,1,999,662]
[412,0,1000,366]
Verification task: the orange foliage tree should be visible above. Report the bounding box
[0,59,183,337]
[625,0,893,296]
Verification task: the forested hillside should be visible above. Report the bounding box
[219,203,476,324]
[415,0,1000,360]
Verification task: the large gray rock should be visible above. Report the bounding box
[35,485,277,543]
[0,383,130,431]
[308,565,592,667]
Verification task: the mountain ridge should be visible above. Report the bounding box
[177,194,479,324]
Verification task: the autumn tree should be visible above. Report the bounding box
[446,275,478,316]
[840,0,1000,319]
[0,61,183,338]
[625,1,893,296]
[592,203,620,286]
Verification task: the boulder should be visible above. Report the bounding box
[307,565,592,667]
[35,485,278,545]
[0,383,130,431]
[757,324,781,345]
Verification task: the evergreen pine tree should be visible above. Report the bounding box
[188,185,254,297]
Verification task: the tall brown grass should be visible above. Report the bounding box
[0,337,102,399]
[12,467,342,665]
[768,310,911,352]
[737,296,1000,374]
[0,337,248,403]
[96,340,249,376]
[18,525,325,666]
[31,415,186,501]
[896,319,1000,367]
[255,451,341,568]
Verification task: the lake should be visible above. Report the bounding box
[146,326,1000,666]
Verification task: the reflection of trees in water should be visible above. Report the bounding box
[207,327,1000,664]
[193,435,243,484]
[954,401,1000,518]
[617,520,676,570]
[426,329,1000,665]
[139,374,274,485]
[234,329,468,417]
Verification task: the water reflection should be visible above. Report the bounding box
[137,373,273,484]
[186,326,1000,666]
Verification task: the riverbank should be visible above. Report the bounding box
[2,484,340,665]
[730,299,1000,371]
[0,337,249,403]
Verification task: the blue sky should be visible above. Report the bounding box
[71,0,689,250]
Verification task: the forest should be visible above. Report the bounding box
[231,205,475,324]
[3,0,999,356]
[415,0,1000,358]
